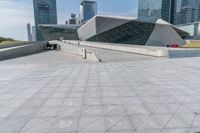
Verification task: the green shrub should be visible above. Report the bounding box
[0,37,5,43]
[0,37,15,43]
[5,38,14,41]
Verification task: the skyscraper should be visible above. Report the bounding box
[69,14,77,25]
[27,23,33,42]
[80,0,97,22]
[33,0,57,41]
[174,0,200,25]
[138,0,175,23]
[32,26,36,41]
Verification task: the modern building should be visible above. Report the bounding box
[138,0,200,26]
[33,0,57,41]
[32,26,36,41]
[39,24,80,41]
[68,14,77,25]
[66,14,81,25]
[177,22,200,39]
[80,0,97,22]
[39,14,189,47]
[27,23,33,42]
[137,0,200,39]
[172,0,200,39]
[138,0,175,23]
[78,15,189,47]
[173,0,200,25]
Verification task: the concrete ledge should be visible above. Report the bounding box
[168,49,200,58]
[86,51,100,63]
[0,42,43,49]
[64,40,167,57]
[0,43,45,61]
[50,41,83,56]
[64,40,200,59]
[50,41,100,62]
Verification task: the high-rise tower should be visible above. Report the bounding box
[80,0,97,22]
[174,0,200,25]
[33,0,57,41]
[138,0,175,23]
[27,23,33,42]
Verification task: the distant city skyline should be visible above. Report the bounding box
[0,0,138,41]
[138,0,174,23]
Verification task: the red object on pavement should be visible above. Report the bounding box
[170,43,180,48]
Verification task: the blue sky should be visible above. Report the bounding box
[0,0,138,40]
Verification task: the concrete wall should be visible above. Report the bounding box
[0,42,32,49]
[0,43,45,61]
[66,40,167,57]
[78,18,96,41]
[146,25,186,47]
[50,41,83,56]
[50,40,100,62]
[65,40,200,59]
[168,49,200,58]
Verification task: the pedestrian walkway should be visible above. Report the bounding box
[0,51,200,133]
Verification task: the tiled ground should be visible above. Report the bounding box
[0,51,200,133]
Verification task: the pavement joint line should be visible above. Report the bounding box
[0,51,200,132]
[75,66,89,133]
[16,68,68,133]
[162,95,191,130]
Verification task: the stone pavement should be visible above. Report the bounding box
[0,51,200,133]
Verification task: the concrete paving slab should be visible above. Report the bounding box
[0,51,200,133]
[19,118,54,133]
[49,117,79,133]
[78,116,105,133]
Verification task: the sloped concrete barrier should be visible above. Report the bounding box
[65,40,200,59]
[50,41,83,56]
[0,42,29,49]
[50,41,100,62]
[86,51,100,62]
[64,40,167,57]
[0,43,45,61]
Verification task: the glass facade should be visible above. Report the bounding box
[138,0,174,23]
[39,26,79,41]
[80,0,97,22]
[174,0,200,25]
[87,20,156,45]
[138,0,200,25]
[33,0,57,41]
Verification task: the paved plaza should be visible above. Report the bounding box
[0,51,200,133]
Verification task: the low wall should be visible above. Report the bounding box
[64,40,200,59]
[50,41,83,56]
[168,49,200,58]
[0,43,45,61]
[64,40,167,57]
[50,41,100,62]
[0,42,43,49]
